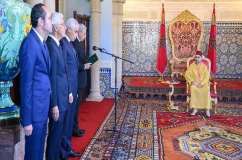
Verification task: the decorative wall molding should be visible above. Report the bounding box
[123,2,242,22]
[126,0,242,2]
[59,0,66,19]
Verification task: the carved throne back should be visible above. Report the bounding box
[169,10,204,79]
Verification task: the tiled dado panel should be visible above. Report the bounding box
[122,22,242,79]
[100,68,115,98]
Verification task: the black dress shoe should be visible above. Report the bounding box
[67,150,82,157]
[60,155,70,160]
[72,130,83,137]
[77,128,86,134]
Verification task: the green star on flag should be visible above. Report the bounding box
[159,34,166,49]
[209,35,216,50]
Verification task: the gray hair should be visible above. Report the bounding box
[66,18,78,30]
[79,24,87,32]
[52,12,63,25]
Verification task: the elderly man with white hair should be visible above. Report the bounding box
[72,24,91,137]
[45,12,70,160]
[60,18,81,160]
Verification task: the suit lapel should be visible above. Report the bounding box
[79,41,86,59]
[65,38,78,66]
[56,40,68,75]
[48,37,65,65]
[31,29,50,74]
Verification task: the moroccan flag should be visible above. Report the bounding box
[157,3,167,75]
[208,2,217,76]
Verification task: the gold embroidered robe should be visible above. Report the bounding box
[185,62,212,110]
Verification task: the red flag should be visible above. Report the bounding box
[208,2,217,76]
[157,3,167,75]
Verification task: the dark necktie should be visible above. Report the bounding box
[58,44,62,53]
[70,42,76,55]
[43,41,51,73]
[58,44,65,62]
[80,43,86,58]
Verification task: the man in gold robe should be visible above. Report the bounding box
[185,51,212,117]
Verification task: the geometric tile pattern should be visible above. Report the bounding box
[100,68,115,98]
[122,22,242,78]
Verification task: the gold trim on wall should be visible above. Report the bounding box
[123,2,242,21]
[126,0,242,2]
[59,0,66,20]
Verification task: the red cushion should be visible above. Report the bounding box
[210,91,218,98]
[187,91,217,98]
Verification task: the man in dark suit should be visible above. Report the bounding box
[60,18,81,159]
[72,24,91,137]
[45,12,72,160]
[19,3,53,160]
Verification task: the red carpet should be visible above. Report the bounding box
[122,76,242,99]
[70,98,114,160]
[130,77,242,90]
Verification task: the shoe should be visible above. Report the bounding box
[60,155,70,160]
[72,130,83,137]
[206,110,210,117]
[77,128,86,134]
[190,109,198,116]
[67,150,82,157]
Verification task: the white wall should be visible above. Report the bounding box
[100,0,112,62]
[65,0,112,67]
[65,0,90,20]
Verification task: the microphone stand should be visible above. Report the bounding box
[99,48,134,137]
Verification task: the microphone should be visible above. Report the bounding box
[93,46,103,52]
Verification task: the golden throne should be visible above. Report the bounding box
[168,10,204,81]
[186,55,218,114]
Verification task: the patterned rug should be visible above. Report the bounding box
[157,112,242,160]
[80,99,242,160]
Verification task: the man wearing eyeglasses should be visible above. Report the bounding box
[60,18,81,160]
[19,3,53,160]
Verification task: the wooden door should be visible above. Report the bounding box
[73,11,91,105]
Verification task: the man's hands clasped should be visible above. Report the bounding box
[192,81,203,88]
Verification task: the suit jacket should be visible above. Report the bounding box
[72,39,88,89]
[19,28,51,127]
[46,36,69,113]
[60,37,79,97]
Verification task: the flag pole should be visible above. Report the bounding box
[157,0,167,83]
[158,74,165,82]
[162,0,165,82]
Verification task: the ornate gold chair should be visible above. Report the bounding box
[168,10,204,81]
[186,55,218,114]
